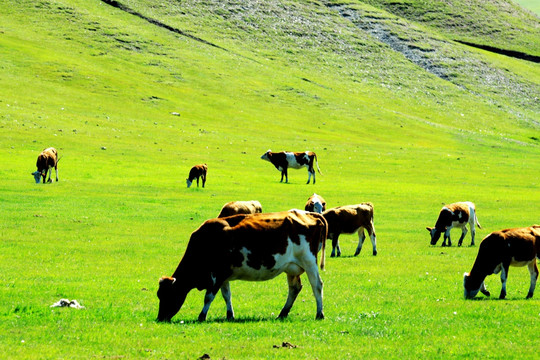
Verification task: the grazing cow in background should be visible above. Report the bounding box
[305,193,326,214]
[218,200,263,218]
[323,203,377,257]
[157,210,328,322]
[31,147,59,184]
[464,225,540,299]
[427,201,481,247]
[260,150,322,184]
[186,164,207,188]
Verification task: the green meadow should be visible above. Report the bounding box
[1,0,538,358]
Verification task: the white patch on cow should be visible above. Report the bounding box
[186,179,193,188]
[312,199,323,214]
[284,152,305,169]
[228,235,315,282]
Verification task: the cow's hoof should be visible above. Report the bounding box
[197,313,207,322]
[372,250,378,256]
[315,313,324,320]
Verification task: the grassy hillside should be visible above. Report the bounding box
[0,0,539,358]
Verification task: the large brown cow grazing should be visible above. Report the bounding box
[305,193,326,214]
[260,150,321,184]
[427,201,481,247]
[186,164,207,188]
[157,210,327,322]
[31,147,59,184]
[218,200,263,218]
[464,225,540,300]
[323,203,377,257]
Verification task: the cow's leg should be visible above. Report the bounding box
[304,264,324,320]
[330,235,341,257]
[469,221,476,246]
[458,226,468,247]
[196,176,200,187]
[202,175,206,188]
[369,224,377,255]
[280,170,285,183]
[55,165,59,182]
[46,168,52,183]
[278,274,303,319]
[526,261,538,299]
[198,289,218,321]
[480,281,491,297]
[443,228,451,247]
[284,168,289,183]
[220,282,234,320]
[499,262,510,299]
[307,167,315,184]
[354,229,365,256]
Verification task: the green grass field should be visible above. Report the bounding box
[1,0,539,358]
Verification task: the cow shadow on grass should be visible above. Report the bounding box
[171,315,293,324]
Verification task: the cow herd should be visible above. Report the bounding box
[31,147,539,322]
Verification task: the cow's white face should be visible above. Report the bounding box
[260,150,271,161]
[32,171,42,184]
[312,200,324,214]
[186,179,192,188]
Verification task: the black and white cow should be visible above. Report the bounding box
[157,210,327,322]
[31,147,59,184]
[464,225,540,299]
[427,201,481,247]
[260,150,321,184]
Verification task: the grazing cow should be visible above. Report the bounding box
[427,201,481,247]
[260,150,322,184]
[186,164,207,188]
[218,200,263,218]
[305,193,326,214]
[463,225,540,299]
[323,203,377,257]
[157,210,327,322]
[31,147,59,184]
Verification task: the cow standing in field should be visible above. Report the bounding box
[323,203,377,257]
[31,147,59,184]
[186,164,207,188]
[463,225,540,299]
[427,201,481,247]
[218,200,263,218]
[260,150,321,184]
[305,193,326,214]
[157,210,328,322]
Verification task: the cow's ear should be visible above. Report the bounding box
[426,227,432,232]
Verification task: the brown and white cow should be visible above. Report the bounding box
[463,225,540,299]
[305,193,326,214]
[322,203,377,257]
[157,210,327,322]
[31,147,59,184]
[427,201,481,247]
[260,150,321,184]
[186,164,207,188]
[218,200,263,218]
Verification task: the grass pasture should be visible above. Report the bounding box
[1,0,539,358]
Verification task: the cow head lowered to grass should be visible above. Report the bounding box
[31,147,59,184]
[463,225,540,300]
[157,210,327,322]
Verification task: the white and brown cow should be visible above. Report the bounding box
[218,200,263,218]
[31,147,59,184]
[427,201,481,247]
[260,150,321,184]
[157,210,327,322]
[305,193,326,214]
[464,225,540,299]
[322,203,377,257]
[186,164,207,188]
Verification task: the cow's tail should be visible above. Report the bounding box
[314,154,322,175]
[475,215,482,229]
[56,155,63,165]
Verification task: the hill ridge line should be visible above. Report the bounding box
[455,40,540,63]
[100,0,229,51]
